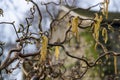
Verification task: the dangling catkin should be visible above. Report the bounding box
[114,56,117,75]
[71,16,79,33]
[102,28,108,43]
[71,16,79,42]
[55,46,59,60]
[40,35,48,62]
[102,0,109,19]
[93,13,103,41]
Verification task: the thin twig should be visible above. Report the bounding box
[0,21,19,39]
[30,0,43,32]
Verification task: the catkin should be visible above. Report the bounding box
[40,35,48,62]
[55,46,59,60]
[71,16,79,42]
[71,16,79,33]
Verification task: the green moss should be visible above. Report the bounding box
[80,30,99,59]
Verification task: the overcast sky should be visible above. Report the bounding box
[0,0,120,43]
[78,0,120,12]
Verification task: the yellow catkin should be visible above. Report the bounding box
[104,30,108,43]
[93,14,103,41]
[40,35,48,62]
[108,24,114,32]
[102,28,108,43]
[55,46,59,60]
[102,0,109,19]
[102,28,105,36]
[114,56,117,75]
[94,43,98,50]
[105,0,109,19]
[71,16,79,33]
[71,16,79,42]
